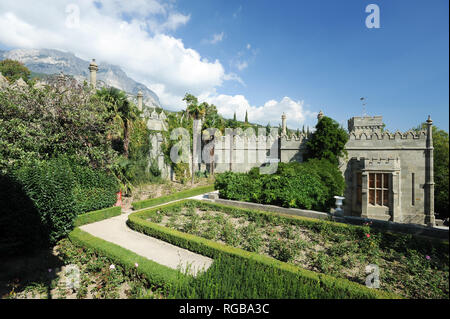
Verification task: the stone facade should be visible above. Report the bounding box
[342,116,434,225]
[207,114,435,226]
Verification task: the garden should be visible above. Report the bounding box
[136,200,448,299]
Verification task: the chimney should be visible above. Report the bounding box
[281,113,287,136]
[137,91,143,111]
[89,59,98,89]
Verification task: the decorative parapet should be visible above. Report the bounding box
[362,156,401,171]
[348,130,427,140]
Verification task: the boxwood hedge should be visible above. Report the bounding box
[127,200,399,299]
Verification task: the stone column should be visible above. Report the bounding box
[361,171,369,218]
[89,59,98,89]
[281,113,287,136]
[391,171,401,223]
[137,91,143,111]
[424,115,435,226]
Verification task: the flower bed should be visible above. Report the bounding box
[128,200,402,299]
[130,200,448,299]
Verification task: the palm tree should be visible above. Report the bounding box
[183,94,206,184]
[97,87,137,158]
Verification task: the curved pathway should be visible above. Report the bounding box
[80,193,215,276]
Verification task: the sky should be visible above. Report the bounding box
[0,0,448,131]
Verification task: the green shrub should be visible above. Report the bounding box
[215,161,343,211]
[1,157,119,254]
[12,158,79,246]
[74,206,122,227]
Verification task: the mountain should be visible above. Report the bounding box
[0,48,161,108]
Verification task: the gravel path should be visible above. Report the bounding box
[80,194,214,276]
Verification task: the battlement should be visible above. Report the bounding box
[349,130,427,140]
[348,116,384,133]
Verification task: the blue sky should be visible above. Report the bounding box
[173,0,449,131]
[0,0,448,131]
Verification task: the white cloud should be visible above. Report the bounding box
[0,0,316,124]
[235,61,248,71]
[202,95,317,129]
[246,43,251,50]
[203,32,224,45]
[0,0,231,109]
[233,5,242,19]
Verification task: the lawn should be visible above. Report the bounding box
[145,200,449,299]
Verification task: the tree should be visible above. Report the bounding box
[183,93,206,184]
[266,122,271,136]
[306,116,348,165]
[245,110,248,123]
[97,87,138,158]
[233,112,237,121]
[0,59,31,84]
[0,77,116,172]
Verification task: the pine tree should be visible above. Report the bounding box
[233,112,237,121]
[302,125,305,134]
[266,122,271,135]
[245,110,248,123]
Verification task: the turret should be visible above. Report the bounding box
[281,113,287,136]
[425,115,435,226]
[137,91,143,111]
[88,59,98,89]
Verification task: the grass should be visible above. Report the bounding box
[130,199,448,299]
[131,184,215,210]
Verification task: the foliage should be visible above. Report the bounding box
[432,126,449,218]
[0,59,31,84]
[215,160,343,212]
[0,157,118,255]
[130,199,448,298]
[73,205,122,227]
[305,116,348,165]
[96,87,139,159]
[128,200,398,299]
[302,158,346,211]
[0,78,117,173]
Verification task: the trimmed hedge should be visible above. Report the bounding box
[74,206,122,227]
[69,228,180,291]
[131,184,215,210]
[127,200,399,299]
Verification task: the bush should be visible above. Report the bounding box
[12,158,79,246]
[0,157,119,254]
[215,160,343,212]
